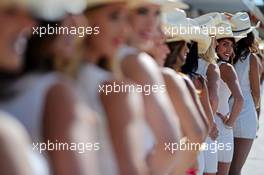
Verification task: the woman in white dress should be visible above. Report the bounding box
[148,24,210,175]
[79,1,150,174]
[117,1,196,174]
[215,21,244,175]
[0,1,50,175]
[228,12,260,175]
[0,6,100,175]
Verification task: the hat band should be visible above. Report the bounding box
[233,27,251,33]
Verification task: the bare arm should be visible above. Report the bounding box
[101,80,148,175]
[183,76,210,133]
[43,82,99,175]
[0,116,33,175]
[206,64,220,115]
[250,54,261,110]
[162,69,207,175]
[121,54,182,175]
[220,63,244,127]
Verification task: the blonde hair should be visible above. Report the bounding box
[199,42,218,64]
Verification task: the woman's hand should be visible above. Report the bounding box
[217,112,234,128]
[209,122,218,140]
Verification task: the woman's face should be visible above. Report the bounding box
[52,15,85,59]
[0,7,35,72]
[176,42,189,68]
[216,38,234,61]
[150,27,170,66]
[86,3,128,59]
[129,4,161,50]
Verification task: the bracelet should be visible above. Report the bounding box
[224,125,233,129]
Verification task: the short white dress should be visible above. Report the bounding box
[216,61,234,163]
[230,54,258,139]
[0,73,62,175]
[196,58,218,174]
[77,64,119,175]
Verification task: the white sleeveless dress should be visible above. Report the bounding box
[0,73,61,175]
[117,45,156,155]
[217,61,234,163]
[196,58,218,174]
[230,54,258,139]
[77,63,119,175]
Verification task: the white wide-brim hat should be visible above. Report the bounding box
[252,28,262,43]
[194,12,237,40]
[129,0,189,10]
[163,8,211,54]
[230,12,260,40]
[194,12,223,35]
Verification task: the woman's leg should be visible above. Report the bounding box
[217,162,231,175]
[228,138,254,175]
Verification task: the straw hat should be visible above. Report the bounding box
[129,0,189,10]
[188,18,211,54]
[230,12,259,40]
[163,9,211,54]
[215,22,235,40]
[194,12,223,32]
[0,0,27,9]
[194,12,237,41]
[252,28,262,43]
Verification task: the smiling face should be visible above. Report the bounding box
[128,4,161,51]
[216,38,235,61]
[85,3,128,59]
[0,6,34,72]
[177,42,189,67]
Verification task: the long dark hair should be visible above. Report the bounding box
[23,19,61,74]
[0,20,61,100]
[164,40,185,69]
[216,37,236,64]
[233,32,254,64]
[181,41,199,75]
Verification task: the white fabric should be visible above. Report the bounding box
[230,54,258,139]
[0,73,60,174]
[196,58,210,78]
[216,61,234,163]
[196,59,218,173]
[77,64,119,175]
[0,73,60,143]
[197,151,205,175]
[203,137,218,173]
[218,62,232,116]
[117,46,156,156]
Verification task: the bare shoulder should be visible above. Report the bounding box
[219,62,234,72]
[121,52,162,84]
[250,53,258,65]
[208,63,220,74]
[162,67,182,81]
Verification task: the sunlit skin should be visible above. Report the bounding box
[174,42,190,71]
[0,6,35,72]
[128,4,161,51]
[149,27,170,66]
[216,39,234,62]
[216,38,244,175]
[85,3,128,61]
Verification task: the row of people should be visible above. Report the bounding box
[0,0,262,175]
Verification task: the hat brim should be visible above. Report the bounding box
[232,26,255,41]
